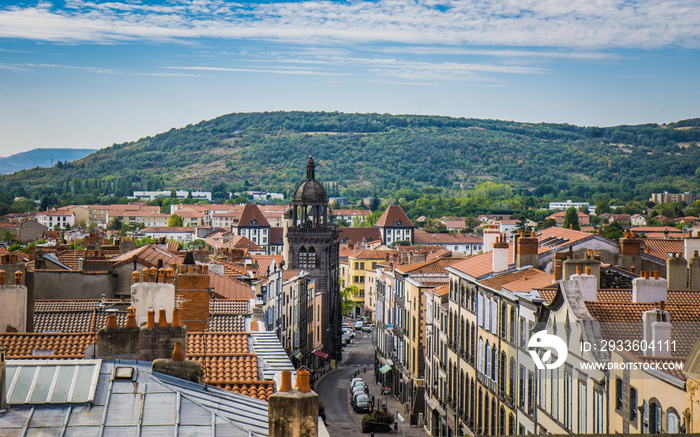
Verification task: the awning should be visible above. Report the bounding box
[426,397,446,416]
[378,356,388,367]
[312,351,329,358]
[294,352,303,360]
[379,364,392,374]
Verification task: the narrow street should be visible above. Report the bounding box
[315,324,426,436]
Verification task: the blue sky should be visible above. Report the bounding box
[1,0,699,156]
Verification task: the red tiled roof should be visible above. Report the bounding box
[479,268,553,293]
[238,204,270,227]
[642,238,684,260]
[414,230,481,245]
[431,284,449,296]
[349,249,397,260]
[375,205,413,228]
[337,227,382,244]
[394,257,461,275]
[210,259,250,278]
[210,274,255,300]
[112,244,183,269]
[585,301,700,360]
[250,255,284,277]
[0,332,96,358]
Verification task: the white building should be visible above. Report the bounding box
[133,190,212,201]
[35,210,75,229]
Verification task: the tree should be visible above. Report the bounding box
[168,214,183,227]
[341,284,361,316]
[595,202,612,216]
[562,206,580,230]
[108,217,123,231]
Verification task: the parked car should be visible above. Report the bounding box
[354,321,364,330]
[352,393,371,413]
[350,377,364,386]
[352,384,367,397]
[361,324,373,333]
[351,380,367,392]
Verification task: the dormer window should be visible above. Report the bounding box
[250,219,257,226]
[395,220,402,226]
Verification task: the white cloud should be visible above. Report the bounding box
[0,0,699,50]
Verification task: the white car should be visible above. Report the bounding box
[354,321,364,330]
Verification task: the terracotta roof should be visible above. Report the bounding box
[33,300,132,333]
[337,227,382,244]
[585,301,700,360]
[210,299,251,315]
[349,249,397,260]
[141,226,197,233]
[592,290,700,305]
[431,284,449,296]
[375,205,413,228]
[479,268,553,293]
[56,250,84,270]
[534,286,558,303]
[642,238,685,259]
[237,204,270,227]
[187,332,250,354]
[210,274,255,300]
[210,259,250,278]
[631,226,683,234]
[112,244,183,269]
[394,257,461,275]
[250,254,284,277]
[414,230,481,245]
[209,315,246,332]
[283,269,303,281]
[0,332,96,358]
[449,252,495,279]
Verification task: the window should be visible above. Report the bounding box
[630,387,638,421]
[615,378,623,410]
[649,400,662,434]
[577,379,587,433]
[667,410,680,433]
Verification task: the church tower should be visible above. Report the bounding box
[285,157,342,364]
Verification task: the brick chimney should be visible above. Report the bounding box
[562,251,601,289]
[268,370,319,437]
[553,252,568,281]
[633,271,668,303]
[666,253,688,290]
[516,230,539,268]
[642,302,672,358]
[176,252,211,332]
[492,233,509,273]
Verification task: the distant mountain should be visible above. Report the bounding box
[0,148,97,175]
[1,112,699,203]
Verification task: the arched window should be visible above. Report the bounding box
[649,399,662,434]
[509,357,516,399]
[299,246,316,268]
[667,408,680,434]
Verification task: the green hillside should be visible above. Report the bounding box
[2,112,700,206]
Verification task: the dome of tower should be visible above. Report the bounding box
[293,157,327,203]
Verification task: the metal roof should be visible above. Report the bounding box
[249,332,295,381]
[0,359,269,436]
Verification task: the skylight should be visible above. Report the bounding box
[5,359,101,405]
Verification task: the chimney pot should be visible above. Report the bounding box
[585,265,591,275]
[14,270,22,284]
[125,306,138,328]
[166,268,175,284]
[146,308,156,328]
[158,268,166,283]
[297,370,311,393]
[149,266,157,280]
[172,307,182,327]
[106,313,119,329]
[158,307,168,327]
[132,271,140,283]
[172,341,184,361]
[576,265,582,275]
[0,270,5,286]
[142,267,150,282]
[279,370,292,392]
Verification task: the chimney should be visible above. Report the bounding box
[483,226,500,253]
[0,269,31,333]
[0,346,6,412]
[632,272,668,303]
[666,253,688,290]
[131,267,176,326]
[152,342,202,384]
[553,252,567,281]
[571,265,598,302]
[492,233,509,273]
[516,230,539,268]
[268,370,319,437]
[562,257,601,289]
[97,308,140,361]
[620,232,642,255]
[684,232,700,262]
[642,302,672,357]
[176,253,211,332]
[690,250,700,290]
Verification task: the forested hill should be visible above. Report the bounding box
[2,112,700,203]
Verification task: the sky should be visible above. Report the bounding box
[1,0,699,156]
